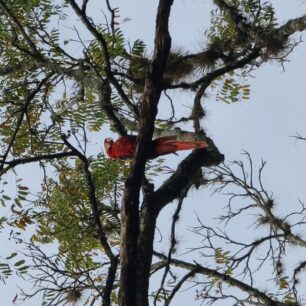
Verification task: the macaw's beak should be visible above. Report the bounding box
[104,137,113,146]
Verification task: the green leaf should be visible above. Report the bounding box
[17,265,29,271]
[17,186,29,191]
[15,199,22,208]
[6,252,18,260]
[14,260,25,267]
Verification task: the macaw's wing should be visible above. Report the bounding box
[112,135,137,159]
[151,136,208,158]
[148,136,176,158]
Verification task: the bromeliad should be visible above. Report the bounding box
[104,135,208,160]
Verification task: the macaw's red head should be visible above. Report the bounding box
[104,137,114,157]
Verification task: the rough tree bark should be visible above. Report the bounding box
[119,1,174,306]
[2,1,306,305]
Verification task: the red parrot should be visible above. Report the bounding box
[104,135,208,159]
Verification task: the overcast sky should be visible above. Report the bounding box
[1,1,306,305]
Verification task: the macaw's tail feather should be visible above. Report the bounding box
[152,137,208,158]
[173,140,208,151]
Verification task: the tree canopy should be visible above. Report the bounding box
[0,1,306,306]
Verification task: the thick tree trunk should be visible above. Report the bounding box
[136,197,158,306]
[119,1,174,306]
[119,179,142,306]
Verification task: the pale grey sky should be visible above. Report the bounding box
[1,1,306,305]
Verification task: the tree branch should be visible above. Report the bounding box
[154,143,224,214]
[67,0,139,119]
[164,269,200,306]
[120,1,174,305]
[102,255,119,306]
[61,135,116,261]
[154,252,283,306]
[154,189,188,306]
[0,0,40,56]
[279,14,306,37]
[0,74,52,170]
[98,80,127,136]
[0,151,75,176]
[166,49,260,90]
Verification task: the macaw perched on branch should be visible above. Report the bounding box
[104,135,208,160]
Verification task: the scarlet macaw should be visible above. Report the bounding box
[104,135,208,159]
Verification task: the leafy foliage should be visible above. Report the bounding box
[215,71,251,103]
[0,0,305,305]
[207,0,282,61]
[30,155,126,270]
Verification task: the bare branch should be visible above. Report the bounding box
[0,151,75,176]
[164,269,200,306]
[154,252,283,306]
[154,188,188,306]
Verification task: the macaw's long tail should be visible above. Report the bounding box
[151,136,208,158]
